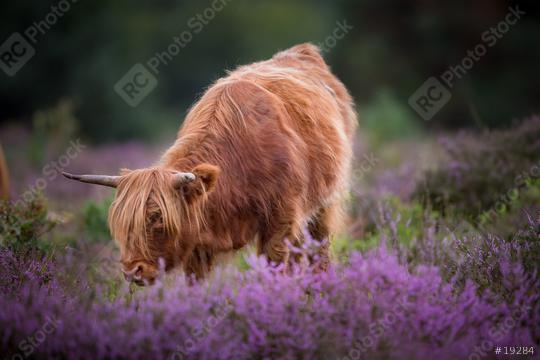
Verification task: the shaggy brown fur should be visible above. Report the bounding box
[109,43,357,282]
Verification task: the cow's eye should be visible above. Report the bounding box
[152,220,164,233]
[148,213,162,224]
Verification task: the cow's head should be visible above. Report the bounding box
[63,164,219,285]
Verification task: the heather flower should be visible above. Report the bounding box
[0,238,538,359]
[414,116,540,218]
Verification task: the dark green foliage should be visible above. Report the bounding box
[81,197,113,243]
[2,1,539,141]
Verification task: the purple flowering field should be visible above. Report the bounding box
[1,116,540,360]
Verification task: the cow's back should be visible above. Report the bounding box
[225,43,357,213]
[164,43,356,240]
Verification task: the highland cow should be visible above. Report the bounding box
[64,43,357,285]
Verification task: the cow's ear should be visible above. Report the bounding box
[192,164,220,192]
[181,164,220,202]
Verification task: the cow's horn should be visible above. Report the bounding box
[172,172,196,188]
[62,172,120,188]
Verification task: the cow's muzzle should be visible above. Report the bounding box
[122,262,157,286]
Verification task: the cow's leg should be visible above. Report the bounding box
[286,231,307,268]
[307,203,341,271]
[184,247,215,280]
[257,204,303,270]
[258,230,290,268]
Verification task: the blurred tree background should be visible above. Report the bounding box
[0,0,539,143]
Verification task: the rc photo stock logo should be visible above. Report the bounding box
[408,5,525,121]
[0,0,79,77]
[114,63,158,107]
[0,33,36,77]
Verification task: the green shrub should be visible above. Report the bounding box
[475,178,540,238]
[29,99,78,166]
[335,196,440,262]
[81,197,113,243]
[361,89,423,145]
[0,195,57,254]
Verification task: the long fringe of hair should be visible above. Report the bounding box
[108,168,206,261]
